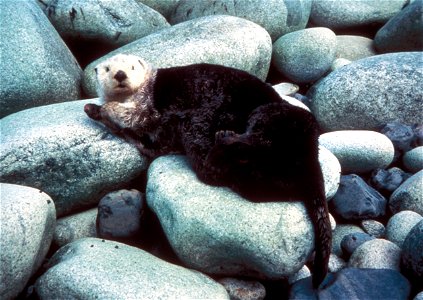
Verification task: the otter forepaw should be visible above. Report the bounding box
[84,103,102,120]
[215,130,239,145]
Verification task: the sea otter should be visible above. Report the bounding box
[84,54,331,288]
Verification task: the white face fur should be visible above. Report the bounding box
[95,54,151,102]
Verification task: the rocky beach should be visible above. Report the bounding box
[0,0,422,299]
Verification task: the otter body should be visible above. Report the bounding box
[85,55,331,288]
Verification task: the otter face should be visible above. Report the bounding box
[95,54,152,102]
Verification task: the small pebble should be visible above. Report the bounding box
[381,122,416,160]
[360,220,385,238]
[389,170,423,215]
[287,265,311,285]
[340,232,375,259]
[332,224,365,257]
[370,167,411,197]
[403,146,423,173]
[218,278,266,300]
[328,254,347,273]
[401,220,423,279]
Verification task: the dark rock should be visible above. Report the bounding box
[340,233,375,259]
[370,167,411,196]
[290,268,410,300]
[402,220,423,280]
[97,189,145,242]
[381,122,416,161]
[374,0,423,53]
[413,124,423,147]
[330,175,387,220]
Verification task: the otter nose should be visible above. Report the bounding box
[114,70,127,82]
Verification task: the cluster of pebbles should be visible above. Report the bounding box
[1,0,422,299]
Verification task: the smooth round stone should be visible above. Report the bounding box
[341,232,376,259]
[39,0,169,47]
[332,224,365,257]
[319,146,341,200]
[310,0,407,29]
[169,0,312,41]
[403,147,423,173]
[331,58,351,71]
[0,99,146,217]
[308,52,423,131]
[218,278,266,300]
[272,27,337,83]
[335,35,376,61]
[328,254,347,273]
[0,1,82,118]
[54,208,97,247]
[319,130,395,173]
[280,95,310,112]
[414,291,423,300]
[386,211,423,248]
[361,220,385,238]
[0,183,56,300]
[390,170,423,215]
[272,82,299,96]
[35,238,229,299]
[374,0,423,53]
[348,239,402,271]
[288,265,311,285]
[83,15,272,96]
[146,155,315,279]
[401,220,423,278]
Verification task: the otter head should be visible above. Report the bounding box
[95,54,153,102]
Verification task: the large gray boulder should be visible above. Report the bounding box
[0,1,82,118]
[308,52,423,131]
[0,99,146,217]
[374,0,423,53]
[146,155,337,280]
[169,0,312,41]
[310,0,408,29]
[136,0,180,19]
[0,183,56,300]
[35,238,229,299]
[82,15,272,96]
[38,0,170,48]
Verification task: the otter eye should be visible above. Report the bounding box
[105,67,110,72]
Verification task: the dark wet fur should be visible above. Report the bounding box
[85,63,331,288]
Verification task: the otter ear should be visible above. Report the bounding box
[94,68,98,74]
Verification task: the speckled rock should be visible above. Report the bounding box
[328,254,347,273]
[272,82,299,96]
[386,211,423,248]
[35,238,229,299]
[318,146,341,199]
[374,0,423,53]
[146,155,314,279]
[335,35,376,61]
[0,1,82,118]
[332,224,365,257]
[403,147,423,173]
[390,170,423,215]
[308,52,423,131]
[414,291,423,300]
[218,278,266,300]
[272,27,337,83]
[360,220,385,238]
[319,130,394,173]
[38,0,169,47]
[0,99,146,217]
[83,15,272,96]
[331,58,351,71]
[53,208,97,247]
[401,220,423,279]
[0,183,56,300]
[348,239,402,271]
[370,167,411,196]
[170,0,312,41]
[381,122,416,161]
[310,0,407,29]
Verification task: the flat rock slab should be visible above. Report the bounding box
[0,99,146,217]
[0,183,56,300]
[35,238,229,299]
[146,155,336,279]
[82,15,272,96]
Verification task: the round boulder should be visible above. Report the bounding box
[308,52,423,131]
[389,170,423,215]
[272,27,337,83]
